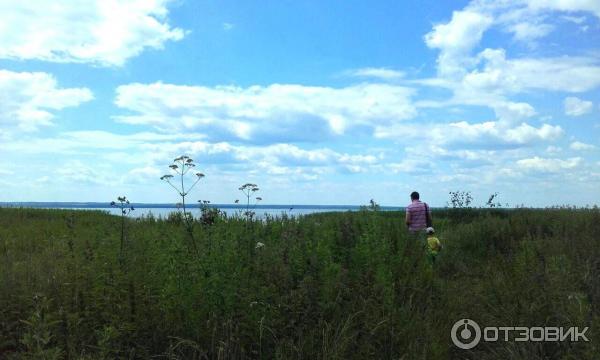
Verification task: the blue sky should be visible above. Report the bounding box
[0,0,599,206]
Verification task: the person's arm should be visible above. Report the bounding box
[405,209,411,226]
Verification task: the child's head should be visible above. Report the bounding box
[426,227,435,235]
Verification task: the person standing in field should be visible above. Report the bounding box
[405,191,432,236]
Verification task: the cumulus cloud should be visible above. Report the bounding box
[546,145,562,153]
[0,70,93,131]
[493,101,536,124]
[561,15,587,24]
[526,0,600,19]
[517,156,582,173]
[460,49,600,96]
[507,21,554,43]
[375,120,563,149]
[570,141,596,151]
[0,0,185,66]
[344,67,405,80]
[55,160,114,185]
[564,96,593,116]
[388,159,433,175]
[423,0,600,100]
[160,141,381,176]
[114,82,417,142]
[1,130,209,158]
[424,9,493,77]
[3,127,388,181]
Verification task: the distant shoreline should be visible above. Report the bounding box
[0,202,405,210]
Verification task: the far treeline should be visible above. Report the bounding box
[1,204,599,359]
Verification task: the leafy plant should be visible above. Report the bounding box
[447,190,473,208]
[485,192,502,208]
[197,200,221,226]
[19,294,62,360]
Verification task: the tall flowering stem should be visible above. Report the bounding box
[237,183,261,220]
[160,155,204,252]
[110,196,135,258]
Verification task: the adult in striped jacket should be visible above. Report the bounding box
[405,191,432,234]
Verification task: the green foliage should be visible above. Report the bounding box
[197,200,223,227]
[0,207,599,359]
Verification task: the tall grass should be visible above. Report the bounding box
[0,207,598,359]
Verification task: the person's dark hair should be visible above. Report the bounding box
[410,191,419,200]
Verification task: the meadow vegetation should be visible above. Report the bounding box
[0,206,599,359]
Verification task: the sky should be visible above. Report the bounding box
[0,0,599,207]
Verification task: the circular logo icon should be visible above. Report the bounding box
[451,318,481,349]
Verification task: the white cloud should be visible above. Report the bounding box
[416,51,600,118]
[526,0,600,19]
[344,67,405,80]
[517,156,582,172]
[128,166,162,180]
[424,10,493,77]
[561,15,587,24]
[464,49,600,95]
[1,131,210,160]
[0,70,93,131]
[222,22,235,31]
[570,141,596,151]
[564,96,593,116]
[2,128,388,181]
[507,21,554,42]
[493,101,537,124]
[375,120,563,149]
[388,159,433,175]
[55,160,114,185]
[114,82,417,142]
[0,0,185,66]
[423,0,600,100]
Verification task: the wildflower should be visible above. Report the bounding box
[255,242,265,249]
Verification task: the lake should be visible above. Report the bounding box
[0,202,404,219]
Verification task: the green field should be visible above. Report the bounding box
[1,207,599,359]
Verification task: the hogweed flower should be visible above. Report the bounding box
[160,155,207,252]
[110,196,135,257]
[238,183,262,220]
